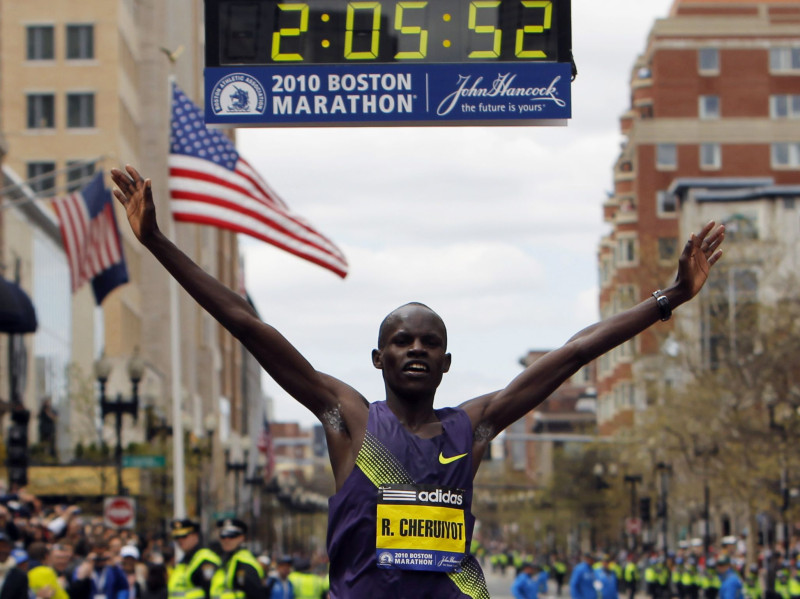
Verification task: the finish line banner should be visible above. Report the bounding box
[204,62,571,127]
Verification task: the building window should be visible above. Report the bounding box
[27,162,56,196]
[656,144,677,169]
[705,268,759,369]
[617,285,637,311]
[66,24,94,59]
[658,237,678,262]
[27,94,55,129]
[770,95,800,119]
[770,47,800,73]
[26,25,54,60]
[771,143,800,168]
[699,95,720,119]
[699,48,719,73]
[66,161,96,192]
[700,143,721,169]
[723,214,758,241]
[657,190,677,215]
[616,235,637,267]
[66,93,95,128]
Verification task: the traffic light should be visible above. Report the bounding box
[6,407,30,488]
[640,497,652,523]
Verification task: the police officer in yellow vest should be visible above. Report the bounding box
[287,558,327,599]
[168,519,221,599]
[787,561,800,599]
[209,519,264,599]
[743,565,762,599]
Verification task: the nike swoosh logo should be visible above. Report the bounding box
[439,451,468,465]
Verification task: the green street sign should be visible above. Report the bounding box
[213,511,236,521]
[122,455,166,468]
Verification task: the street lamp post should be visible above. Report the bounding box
[225,435,250,513]
[693,441,719,563]
[655,462,672,556]
[245,453,267,549]
[94,350,145,496]
[767,398,791,550]
[624,474,642,548]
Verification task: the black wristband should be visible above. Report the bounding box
[652,290,671,322]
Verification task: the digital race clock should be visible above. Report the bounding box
[203,0,573,126]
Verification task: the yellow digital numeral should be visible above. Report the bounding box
[345,2,381,60]
[515,1,552,59]
[271,3,309,62]
[468,1,502,59]
[395,2,428,60]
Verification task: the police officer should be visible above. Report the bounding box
[704,559,722,599]
[553,554,568,596]
[287,558,327,599]
[775,562,790,599]
[209,519,264,599]
[624,554,640,599]
[788,561,800,599]
[168,519,221,599]
[743,565,762,599]
[683,557,700,599]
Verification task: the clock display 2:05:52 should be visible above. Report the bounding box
[212,0,568,65]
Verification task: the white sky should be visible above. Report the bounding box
[237,0,675,427]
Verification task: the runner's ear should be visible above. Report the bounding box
[372,348,383,369]
[442,353,451,373]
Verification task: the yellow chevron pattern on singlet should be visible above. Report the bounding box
[354,430,490,599]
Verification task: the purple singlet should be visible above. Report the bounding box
[326,401,490,598]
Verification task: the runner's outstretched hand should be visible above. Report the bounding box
[673,220,725,304]
[110,165,159,245]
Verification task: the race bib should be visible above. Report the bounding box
[375,484,467,572]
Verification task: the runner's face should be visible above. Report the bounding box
[373,305,451,398]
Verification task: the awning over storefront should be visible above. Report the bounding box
[0,276,37,334]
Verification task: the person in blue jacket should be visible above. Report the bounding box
[596,555,620,599]
[537,562,551,596]
[513,563,540,599]
[718,556,743,599]
[70,539,129,599]
[571,553,598,599]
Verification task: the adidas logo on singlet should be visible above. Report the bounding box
[381,487,464,506]
[418,488,464,506]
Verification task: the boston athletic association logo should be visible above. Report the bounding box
[211,73,266,116]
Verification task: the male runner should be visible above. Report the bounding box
[110,165,725,599]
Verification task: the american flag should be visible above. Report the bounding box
[52,173,129,305]
[256,414,276,482]
[168,83,348,278]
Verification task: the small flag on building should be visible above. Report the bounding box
[168,83,348,278]
[52,173,129,305]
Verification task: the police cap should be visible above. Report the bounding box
[217,517,247,538]
[171,518,200,538]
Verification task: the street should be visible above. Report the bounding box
[484,566,516,598]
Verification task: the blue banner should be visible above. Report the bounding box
[205,62,571,127]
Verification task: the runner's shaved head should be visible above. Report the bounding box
[377,302,447,349]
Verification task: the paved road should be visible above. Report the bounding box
[483,566,516,597]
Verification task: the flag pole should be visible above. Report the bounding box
[166,75,187,520]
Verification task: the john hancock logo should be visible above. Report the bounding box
[436,72,566,116]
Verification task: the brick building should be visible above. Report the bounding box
[597,0,800,434]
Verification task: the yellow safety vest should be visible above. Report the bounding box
[288,571,326,599]
[210,549,264,599]
[169,548,222,599]
[787,576,800,598]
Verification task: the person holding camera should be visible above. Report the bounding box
[70,539,129,599]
